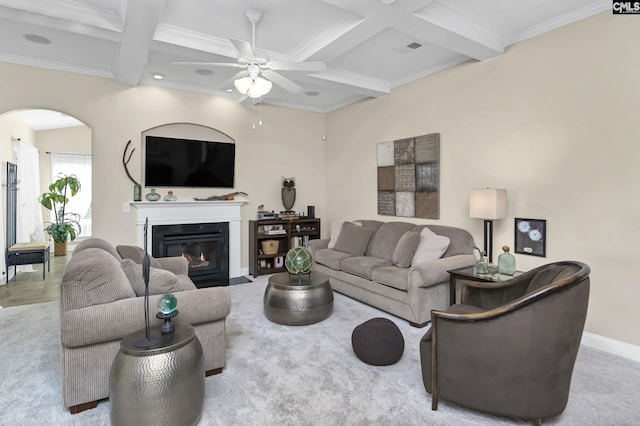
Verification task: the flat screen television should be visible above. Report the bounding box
[144,136,235,188]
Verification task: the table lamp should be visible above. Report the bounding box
[469,188,507,264]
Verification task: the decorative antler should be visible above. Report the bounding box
[122,140,140,186]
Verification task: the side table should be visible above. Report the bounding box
[109,322,204,426]
[264,271,334,325]
[447,265,523,305]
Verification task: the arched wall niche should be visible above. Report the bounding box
[141,122,234,144]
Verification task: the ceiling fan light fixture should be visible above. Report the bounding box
[234,76,272,98]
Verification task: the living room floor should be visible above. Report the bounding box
[0,253,68,308]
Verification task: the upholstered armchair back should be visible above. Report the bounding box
[421,261,590,422]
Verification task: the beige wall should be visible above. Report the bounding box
[0,11,637,347]
[0,64,326,270]
[325,12,640,346]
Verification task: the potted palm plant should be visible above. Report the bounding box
[38,173,82,256]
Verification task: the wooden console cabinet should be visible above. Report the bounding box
[249,218,321,277]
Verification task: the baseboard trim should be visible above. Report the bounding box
[582,331,640,362]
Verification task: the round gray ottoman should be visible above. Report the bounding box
[351,318,404,366]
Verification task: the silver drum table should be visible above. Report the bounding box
[264,271,334,325]
[109,323,204,426]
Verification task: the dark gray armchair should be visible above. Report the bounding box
[420,261,590,424]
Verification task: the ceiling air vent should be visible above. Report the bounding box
[406,42,422,50]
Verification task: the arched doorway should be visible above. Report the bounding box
[0,108,91,284]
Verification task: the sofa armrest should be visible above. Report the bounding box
[155,256,189,275]
[61,286,231,348]
[410,254,477,289]
[308,238,329,256]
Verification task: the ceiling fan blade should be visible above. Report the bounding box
[262,70,303,94]
[172,61,245,68]
[230,38,256,61]
[220,70,250,90]
[266,61,327,72]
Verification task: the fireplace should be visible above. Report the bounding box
[152,222,229,287]
[131,200,247,281]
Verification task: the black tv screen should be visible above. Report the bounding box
[144,136,235,188]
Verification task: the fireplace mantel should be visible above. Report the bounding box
[130,200,249,279]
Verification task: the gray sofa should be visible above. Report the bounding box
[60,238,231,413]
[308,220,476,327]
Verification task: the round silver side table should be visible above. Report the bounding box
[264,271,334,325]
[109,322,204,426]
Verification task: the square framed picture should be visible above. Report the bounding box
[514,218,546,257]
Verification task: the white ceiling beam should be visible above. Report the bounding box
[308,70,390,98]
[153,24,239,59]
[114,0,167,86]
[0,5,121,41]
[410,3,504,60]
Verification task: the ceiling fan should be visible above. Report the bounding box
[172,8,327,98]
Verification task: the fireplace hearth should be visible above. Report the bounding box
[152,222,229,287]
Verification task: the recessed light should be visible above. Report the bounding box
[305,91,319,97]
[195,69,213,76]
[225,89,233,92]
[151,73,164,80]
[24,34,51,45]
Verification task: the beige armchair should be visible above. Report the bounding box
[420,261,590,424]
[61,238,231,413]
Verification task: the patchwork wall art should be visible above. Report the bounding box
[377,133,440,219]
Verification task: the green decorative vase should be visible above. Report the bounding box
[498,245,516,275]
[145,188,161,201]
[285,247,313,275]
[133,184,142,202]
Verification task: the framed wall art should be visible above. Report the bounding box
[376,132,440,219]
[514,218,546,257]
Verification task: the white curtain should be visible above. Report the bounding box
[16,141,44,272]
[17,141,43,242]
[50,153,92,237]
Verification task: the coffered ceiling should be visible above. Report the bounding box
[0,0,609,113]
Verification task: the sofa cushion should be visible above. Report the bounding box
[333,223,374,256]
[328,220,362,248]
[61,248,136,310]
[411,228,450,265]
[392,231,421,268]
[414,225,474,257]
[342,256,392,280]
[116,245,163,269]
[120,259,181,296]
[314,248,353,271]
[369,222,417,261]
[371,265,410,291]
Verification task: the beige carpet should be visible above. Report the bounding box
[1,276,639,425]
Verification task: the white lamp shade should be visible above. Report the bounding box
[469,188,507,219]
[234,76,272,98]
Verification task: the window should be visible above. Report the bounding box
[50,152,92,237]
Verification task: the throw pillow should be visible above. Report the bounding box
[328,220,363,248]
[333,222,374,256]
[116,245,163,269]
[120,258,179,296]
[392,231,421,268]
[411,228,451,265]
